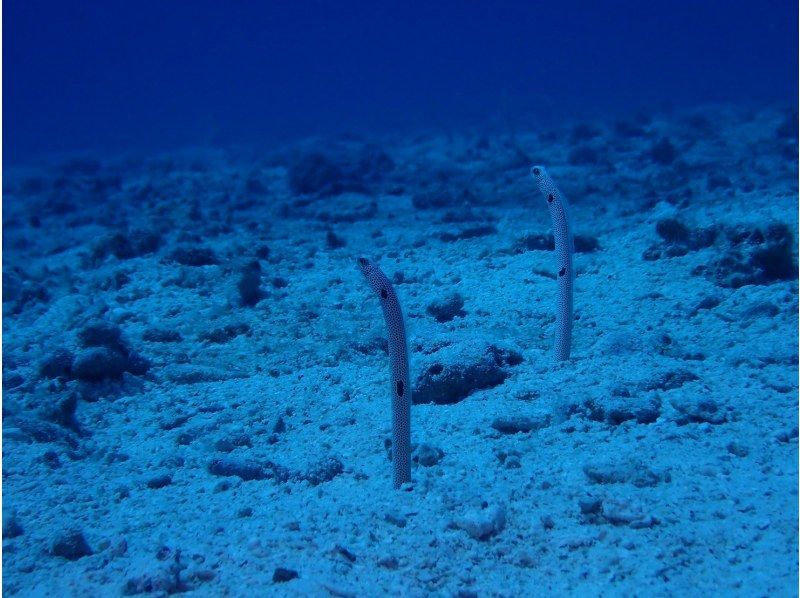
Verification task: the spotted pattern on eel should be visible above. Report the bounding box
[531,165,574,361]
[357,257,412,488]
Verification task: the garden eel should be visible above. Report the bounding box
[531,165,574,360]
[357,257,412,488]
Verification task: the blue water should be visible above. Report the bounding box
[3,2,798,596]
[5,0,797,162]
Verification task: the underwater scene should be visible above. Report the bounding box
[3,1,799,596]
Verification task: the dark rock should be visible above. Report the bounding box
[214,434,252,453]
[163,365,235,385]
[124,351,151,376]
[491,414,551,434]
[287,143,390,198]
[584,460,670,487]
[13,416,79,447]
[155,546,172,561]
[642,247,663,262]
[414,345,522,405]
[272,567,299,583]
[698,223,795,287]
[41,393,82,433]
[574,235,600,253]
[413,443,444,467]
[384,512,407,528]
[727,225,766,247]
[146,474,172,489]
[74,341,141,382]
[776,427,799,443]
[302,456,344,486]
[238,260,262,307]
[325,230,346,249]
[245,176,268,195]
[161,415,190,431]
[142,328,183,343]
[651,217,716,256]
[78,321,124,350]
[209,452,341,486]
[688,227,718,250]
[751,224,795,282]
[272,416,286,434]
[691,295,722,316]
[39,349,75,379]
[656,218,690,244]
[513,233,554,252]
[355,144,394,182]
[580,395,661,426]
[122,550,190,595]
[170,247,219,267]
[72,348,127,382]
[104,229,162,260]
[208,458,274,481]
[3,511,23,538]
[51,529,92,560]
[669,394,727,425]
[335,544,357,563]
[42,450,62,469]
[644,369,699,391]
[579,497,603,516]
[427,293,466,323]
[727,442,749,457]
[514,233,599,254]
[288,152,344,195]
[441,207,483,223]
[740,301,779,320]
[378,556,400,569]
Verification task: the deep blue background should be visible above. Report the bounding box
[4,0,798,164]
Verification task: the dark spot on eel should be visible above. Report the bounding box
[396,380,404,397]
[559,267,567,277]
[380,288,389,299]
[548,194,554,203]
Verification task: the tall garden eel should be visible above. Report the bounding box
[357,257,411,488]
[531,165,574,361]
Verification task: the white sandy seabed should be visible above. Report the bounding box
[2,104,798,596]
